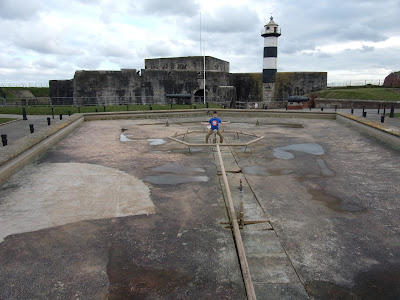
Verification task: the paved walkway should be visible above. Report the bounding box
[311,107,400,128]
[0,113,74,146]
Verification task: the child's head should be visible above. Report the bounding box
[212,111,218,118]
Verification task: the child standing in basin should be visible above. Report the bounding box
[201,111,230,144]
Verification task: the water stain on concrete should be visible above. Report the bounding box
[120,134,166,146]
[145,163,209,185]
[150,163,205,174]
[0,163,155,243]
[309,189,365,213]
[273,143,325,159]
[306,264,400,299]
[151,150,172,154]
[147,138,166,145]
[242,165,271,176]
[107,245,192,299]
[316,158,335,177]
[145,174,209,185]
[120,133,133,142]
[242,165,296,177]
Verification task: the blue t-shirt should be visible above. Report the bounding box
[209,117,222,130]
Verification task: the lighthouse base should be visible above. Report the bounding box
[262,83,275,103]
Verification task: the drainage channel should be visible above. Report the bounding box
[213,144,310,300]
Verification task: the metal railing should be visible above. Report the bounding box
[0,83,49,88]
[0,96,232,107]
[327,80,383,87]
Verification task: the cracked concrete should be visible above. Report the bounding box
[0,113,399,299]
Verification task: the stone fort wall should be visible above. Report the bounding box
[49,56,327,106]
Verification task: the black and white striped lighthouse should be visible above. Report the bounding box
[261,16,281,103]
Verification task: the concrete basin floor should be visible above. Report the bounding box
[0,116,399,299]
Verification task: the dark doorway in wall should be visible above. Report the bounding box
[194,89,204,103]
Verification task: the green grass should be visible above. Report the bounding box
[308,87,400,101]
[385,113,400,118]
[0,87,50,98]
[0,103,222,115]
[0,118,17,124]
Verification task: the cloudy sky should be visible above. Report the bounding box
[0,0,399,86]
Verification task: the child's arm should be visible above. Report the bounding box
[221,121,230,124]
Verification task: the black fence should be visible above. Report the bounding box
[0,96,232,107]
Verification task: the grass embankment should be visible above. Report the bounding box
[0,87,50,98]
[0,118,16,125]
[0,103,221,116]
[309,87,400,101]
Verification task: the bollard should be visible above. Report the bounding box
[51,107,54,119]
[127,105,129,111]
[22,107,27,120]
[389,106,394,118]
[351,108,354,114]
[309,106,312,111]
[47,117,51,126]
[206,102,209,108]
[194,105,196,109]
[377,104,380,114]
[104,106,106,112]
[29,124,34,133]
[285,105,288,111]
[68,110,71,116]
[171,103,173,109]
[381,116,385,123]
[383,105,386,115]
[149,104,152,110]
[78,106,81,113]
[95,108,98,112]
[1,134,7,146]
[335,105,337,111]
[362,106,365,116]
[363,112,367,117]
[321,107,324,111]
[59,114,63,120]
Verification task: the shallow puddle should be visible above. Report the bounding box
[309,189,365,213]
[273,143,324,159]
[120,133,133,142]
[150,163,205,174]
[144,174,209,185]
[148,139,166,145]
[316,159,335,177]
[146,163,208,185]
[242,166,271,176]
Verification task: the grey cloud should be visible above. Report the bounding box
[73,58,102,70]
[280,40,316,55]
[202,6,259,34]
[0,53,26,68]
[32,58,59,69]
[108,56,144,70]
[2,20,83,56]
[359,45,375,52]
[97,44,133,58]
[269,0,397,45]
[143,42,173,58]
[343,45,376,55]
[0,0,43,20]
[137,0,200,17]
[337,24,386,42]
